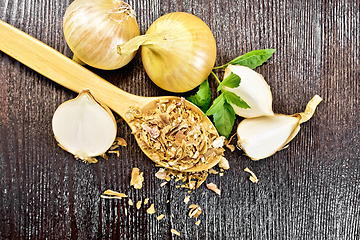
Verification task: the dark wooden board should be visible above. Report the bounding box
[0,0,359,239]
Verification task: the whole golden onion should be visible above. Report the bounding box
[118,12,217,92]
[63,0,140,70]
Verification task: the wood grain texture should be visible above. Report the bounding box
[0,0,359,239]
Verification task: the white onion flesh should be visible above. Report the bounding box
[237,95,322,160]
[224,65,274,118]
[237,115,300,160]
[52,90,117,160]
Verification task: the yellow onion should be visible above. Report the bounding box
[63,0,140,70]
[118,12,217,92]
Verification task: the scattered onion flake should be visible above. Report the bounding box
[184,196,190,204]
[188,204,202,218]
[244,167,259,183]
[208,168,218,174]
[130,168,144,189]
[225,133,237,152]
[156,214,165,221]
[225,143,235,152]
[155,168,168,180]
[144,198,149,205]
[171,229,181,236]
[109,137,127,151]
[154,157,229,191]
[107,150,120,157]
[206,183,221,195]
[195,220,201,226]
[115,137,128,147]
[146,204,156,214]
[218,157,230,170]
[160,182,168,187]
[136,200,142,209]
[101,189,128,199]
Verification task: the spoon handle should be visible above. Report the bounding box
[0,20,150,118]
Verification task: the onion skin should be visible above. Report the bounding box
[63,0,140,70]
[142,12,217,92]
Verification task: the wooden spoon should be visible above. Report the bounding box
[0,20,222,172]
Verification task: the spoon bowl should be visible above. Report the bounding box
[0,20,222,172]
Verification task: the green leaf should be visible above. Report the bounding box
[217,72,241,92]
[205,93,225,116]
[229,49,276,69]
[186,79,212,112]
[212,102,236,138]
[224,91,250,109]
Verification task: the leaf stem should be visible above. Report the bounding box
[213,64,228,70]
[211,71,221,84]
